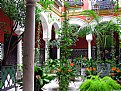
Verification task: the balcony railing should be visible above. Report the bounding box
[91,0,115,10]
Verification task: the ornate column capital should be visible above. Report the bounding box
[86,34,93,42]
[25,0,39,7]
[43,38,51,41]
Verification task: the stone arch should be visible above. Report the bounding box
[49,21,61,59]
[69,18,88,29]
[89,16,118,28]
[69,18,89,34]
[50,20,61,39]
[40,12,51,39]
[36,4,51,39]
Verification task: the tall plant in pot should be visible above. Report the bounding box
[50,2,79,91]
[58,4,78,91]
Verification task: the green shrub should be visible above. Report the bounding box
[0,80,3,88]
[79,75,121,91]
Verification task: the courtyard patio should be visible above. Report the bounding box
[1,0,121,91]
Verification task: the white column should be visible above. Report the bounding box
[87,40,91,60]
[57,48,60,59]
[88,0,92,10]
[0,43,4,62]
[86,34,93,60]
[17,40,22,64]
[43,38,50,61]
[15,26,24,65]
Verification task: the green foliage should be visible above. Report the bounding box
[38,0,53,10]
[36,1,54,22]
[102,76,121,90]
[0,80,3,88]
[0,0,54,25]
[34,48,41,64]
[17,65,56,90]
[48,3,80,91]
[79,75,121,91]
[34,66,56,90]
[110,63,121,83]
[53,2,79,91]
[35,6,42,22]
[44,59,60,73]
[95,22,120,48]
[81,10,100,23]
[0,0,26,28]
[79,10,120,61]
[83,59,97,77]
[79,26,91,37]
[112,0,119,12]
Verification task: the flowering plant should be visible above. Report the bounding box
[56,61,78,81]
[85,67,97,78]
[110,67,121,83]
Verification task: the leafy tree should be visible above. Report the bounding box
[0,0,25,65]
[0,0,54,65]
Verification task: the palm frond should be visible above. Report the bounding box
[81,10,100,24]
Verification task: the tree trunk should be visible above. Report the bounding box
[111,32,115,61]
[96,36,101,61]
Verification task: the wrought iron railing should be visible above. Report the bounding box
[66,0,84,6]
[0,65,17,91]
[91,0,115,10]
[69,48,96,60]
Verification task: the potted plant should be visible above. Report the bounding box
[78,75,121,91]
[16,65,56,91]
[110,62,121,85]
[44,59,60,74]
[34,66,56,91]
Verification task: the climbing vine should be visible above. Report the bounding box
[50,2,79,91]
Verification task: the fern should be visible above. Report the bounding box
[79,76,121,91]
[102,76,121,90]
[79,79,91,91]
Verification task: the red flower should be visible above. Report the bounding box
[86,67,92,71]
[70,63,74,67]
[86,68,89,70]
[111,67,116,71]
[93,67,96,71]
[111,73,114,76]
[117,69,120,73]
[89,67,92,71]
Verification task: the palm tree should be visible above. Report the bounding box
[79,10,120,61]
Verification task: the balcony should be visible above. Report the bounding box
[91,0,115,10]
